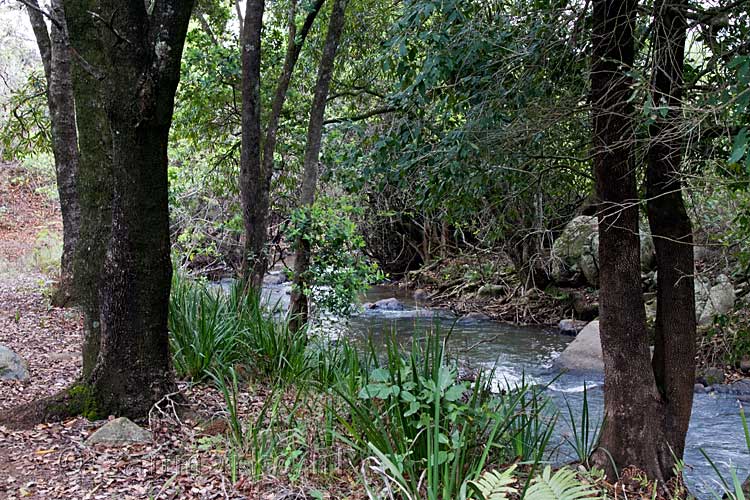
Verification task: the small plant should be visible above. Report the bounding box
[463,465,602,500]
[562,383,603,466]
[227,281,313,383]
[168,273,241,380]
[169,273,310,383]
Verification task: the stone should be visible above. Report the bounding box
[263,272,288,285]
[372,298,404,311]
[572,295,599,321]
[553,320,603,373]
[694,383,706,394]
[579,252,599,287]
[477,284,505,297]
[551,216,653,287]
[551,216,599,285]
[639,228,655,271]
[0,345,29,381]
[730,380,750,395]
[413,288,430,302]
[740,356,750,374]
[714,384,731,394]
[457,312,491,323]
[698,275,736,326]
[558,319,587,336]
[702,367,725,386]
[85,417,152,446]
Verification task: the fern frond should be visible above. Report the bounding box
[525,466,601,500]
[468,465,518,500]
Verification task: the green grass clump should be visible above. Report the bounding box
[169,272,312,383]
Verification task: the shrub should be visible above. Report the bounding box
[287,195,383,316]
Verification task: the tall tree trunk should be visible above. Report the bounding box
[239,0,266,290]
[63,0,113,379]
[25,0,81,307]
[74,0,194,418]
[646,0,695,460]
[289,0,348,332]
[590,0,675,481]
[240,0,326,289]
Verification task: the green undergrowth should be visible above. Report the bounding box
[168,273,749,499]
[168,273,610,497]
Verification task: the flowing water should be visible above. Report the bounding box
[256,280,749,497]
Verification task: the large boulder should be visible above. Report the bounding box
[0,345,29,381]
[85,417,152,446]
[551,216,599,285]
[553,320,603,373]
[558,318,588,336]
[697,274,736,326]
[551,216,655,287]
[645,274,736,326]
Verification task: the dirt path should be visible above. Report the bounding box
[0,164,248,499]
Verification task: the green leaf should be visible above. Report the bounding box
[467,466,517,500]
[445,383,466,402]
[730,128,748,164]
[371,368,391,382]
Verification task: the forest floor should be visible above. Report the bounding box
[0,164,293,500]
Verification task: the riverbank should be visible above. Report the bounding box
[395,251,750,385]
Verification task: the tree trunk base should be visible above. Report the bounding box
[50,284,76,308]
[0,383,101,429]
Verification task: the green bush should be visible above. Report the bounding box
[287,196,383,316]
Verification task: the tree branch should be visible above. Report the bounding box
[324,105,400,124]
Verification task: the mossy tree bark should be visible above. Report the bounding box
[63,0,113,379]
[289,0,349,332]
[25,0,81,307]
[65,0,194,418]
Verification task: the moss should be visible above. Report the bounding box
[68,384,101,420]
[45,383,102,421]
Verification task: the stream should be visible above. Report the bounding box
[258,280,749,498]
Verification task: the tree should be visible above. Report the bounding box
[590,0,694,481]
[645,0,695,462]
[77,0,195,418]
[289,0,349,332]
[240,0,326,289]
[24,0,80,306]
